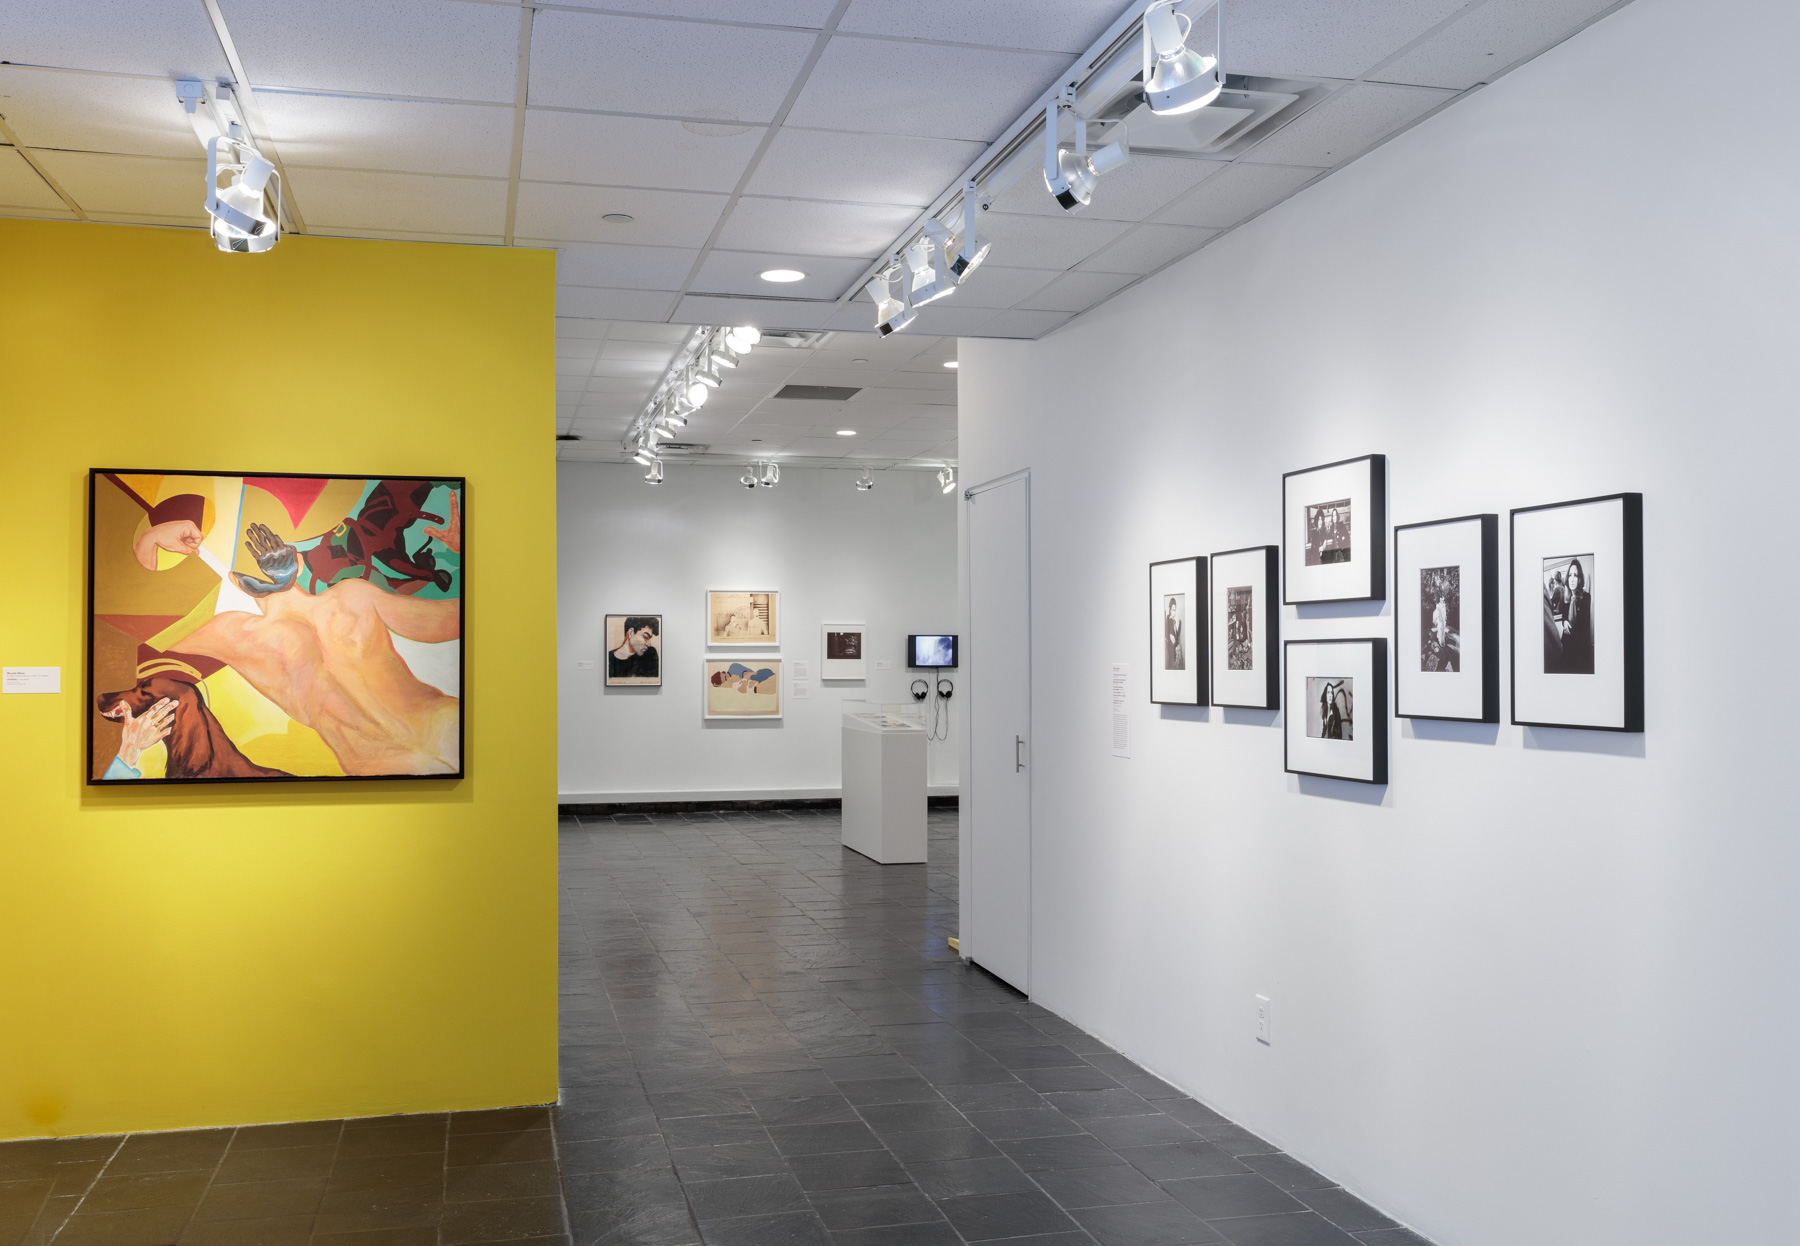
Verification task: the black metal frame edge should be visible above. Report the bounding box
[1281,453,1388,605]
[1391,513,1500,724]
[604,612,664,688]
[1207,544,1279,709]
[1148,555,1207,706]
[86,468,468,786]
[1281,636,1388,784]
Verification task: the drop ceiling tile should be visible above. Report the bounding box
[29,151,205,219]
[1219,0,1469,79]
[514,183,729,246]
[556,317,612,338]
[1076,223,1218,275]
[256,91,514,176]
[0,149,71,212]
[1015,269,1139,313]
[0,69,202,158]
[785,37,1068,142]
[591,359,668,379]
[691,250,870,300]
[557,339,601,359]
[1372,0,1619,91]
[673,295,840,332]
[987,154,1229,223]
[715,197,921,259]
[224,0,522,102]
[976,211,1129,270]
[583,375,658,395]
[979,308,1073,338]
[521,110,765,193]
[306,225,503,245]
[901,304,1000,337]
[284,168,507,233]
[3,0,230,77]
[744,128,985,207]
[559,287,679,320]
[606,321,696,342]
[1151,162,1321,228]
[552,243,701,291]
[556,356,595,377]
[555,0,835,19]
[1241,82,1456,168]
[601,340,682,363]
[529,10,815,121]
[785,437,857,457]
[839,0,1125,54]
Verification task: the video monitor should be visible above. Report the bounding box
[908,634,958,668]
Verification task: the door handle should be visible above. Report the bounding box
[1015,736,1025,772]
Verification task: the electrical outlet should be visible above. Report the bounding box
[1255,995,1271,1046]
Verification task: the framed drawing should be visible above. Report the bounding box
[605,614,662,686]
[1282,454,1386,603]
[88,469,464,784]
[1148,557,1205,705]
[1284,638,1388,784]
[1510,493,1643,731]
[1394,515,1498,722]
[704,657,782,719]
[708,590,778,645]
[1209,545,1279,710]
[821,623,867,680]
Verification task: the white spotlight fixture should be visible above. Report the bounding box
[949,180,992,281]
[1143,0,1223,116]
[725,325,761,354]
[740,468,759,489]
[205,131,281,253]
[938,465,956,495]
[643,458,664,484]
[631,443,657,467]
[1043,96,1129,215]
[909,228,955,307]
[760,269,805,283]
[693,362,722,388]
[759,461,780,488]
[685,373,711,407]
[866,267,917,336]
[856,469,875,492]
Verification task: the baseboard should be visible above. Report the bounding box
[560,788,959,818]
[558,785,959,804]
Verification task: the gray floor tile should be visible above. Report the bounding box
[936,1190,1080,1241]
[1162,1174,1306,1220]
[698,1208,832,1245]
[1072,1199,1228,1246]
[1209,1211,1362,1245]
[1033,1162,1172,1209]
[1116,1141,1251,1181]
[903,1156,1040,1200]
[808,1185,944,1230]
[998,1133,1129,1172]
[1294,1188,1398,1233]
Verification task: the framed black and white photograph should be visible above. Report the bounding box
[820,622,867,680]
[1285,638,1388,784]
[1511,493,1643,731]
[1394,515,1498,722]
[1209,545,1279,710]
[1282,454,1387,603]
[1149,556,1205,705]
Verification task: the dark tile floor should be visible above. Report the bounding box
[555,806,1435,1246]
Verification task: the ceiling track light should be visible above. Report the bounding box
[1144,0,1224,116]
[622,324,763,465]
[759,461,780,488]
[950,180,991,281]
[866,267,917,336]
[643,458,664,484]
[205,130,282,253]
[908,229,955,308]
[855,469,875,492]
[938,465,957,495]
[1043,92,1129,215]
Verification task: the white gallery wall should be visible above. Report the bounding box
[559,462,958,801]
[956,0,1800,1243]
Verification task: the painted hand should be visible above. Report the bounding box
[233,522,300,597]
[118,697,176,768]
[421,490,462,554]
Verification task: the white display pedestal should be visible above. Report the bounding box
[840,707,927,864]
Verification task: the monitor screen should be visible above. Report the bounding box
[908,634,958,668]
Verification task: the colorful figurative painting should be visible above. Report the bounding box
[703,659,782,719]
[88,470,464,783]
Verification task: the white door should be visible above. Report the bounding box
[966,474,1031,993]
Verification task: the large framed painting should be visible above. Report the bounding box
[88,470,464,784]
[704,658,782,719]
[1511,493,1643,731]
[708,590,778,646]
[821,623,867,680]
[1284,638,1388,784]
[1282,454,1387,603]
[1148,556,1205,705]
[1394,514,1498,723]
[605,614,662,687]
[1209,545,1279,710]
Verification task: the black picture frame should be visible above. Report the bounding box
[86,468,467,785]
[1282,453,1387,604]
[1509,492,1643,732]
[1208,544,1279,710]
[1283,637,1388,785]
[1148,555,1206,705]
[1393,513,1499,723]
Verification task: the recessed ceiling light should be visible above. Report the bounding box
[852,358,869,364]
[943,361,958,368]
[602,213,634,223]
[836,429,857,436]
[761,269,805,283]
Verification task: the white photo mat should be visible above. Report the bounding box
[1210,546,1278,709]
[820,622,867,680]
[1394,516,1495,722]
[1285,638,1388,784]
[707,589,779,646]
[702,656,783,720]
[1148,558,1203,705]
[1283,455,1386,603]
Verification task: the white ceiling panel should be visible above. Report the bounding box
[528,10,815,121]
[1,0,230,78]
[601,340,681,363]
[1016,269,1139,313]
[785,38,1068,142]
[946,265,1063,310]
[987,153,1229,222]
[716,197,923,259]
[223,0,522,103]
[1241,82,1455,168]
[0,69,202,158]
[1374,0,1619,91]
[673,295,840,331]
[283,168,508,234]
[1151,162,1321,228]
[551,0,838,23]
[981,308,1074,337]
[521,110,764,194]
[0,150,70,212]
[552,243,701,290]
[1219,0,1471,80]
[257,91,513,176]
[514,183,728,246]
[306,225,502,245]
[606,321,695,343]
[839,0,1125,55]
[744,129,986,207]
[1076,223,1219,274]
[977,211,1130,270]
[30,151,205,218]
[896,304,1000,337]
[691,250,871,299]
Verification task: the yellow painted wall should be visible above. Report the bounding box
[0,220,559,1140]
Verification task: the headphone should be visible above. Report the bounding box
[936,678,953,699]
[910,679,930,702]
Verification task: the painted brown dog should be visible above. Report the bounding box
[97,675,292,779]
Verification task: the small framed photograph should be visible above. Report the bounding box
[708,590,778,646]
[604,614,663,687]
[1284,638,1388,784]
[1393,515,1497,722]
[1209,545,1279,710]
[704,657,782,719]
[1282,454,1387,603]
[821,623,866,680]
[1149,557,1205,705]
[1510,494,1643,731]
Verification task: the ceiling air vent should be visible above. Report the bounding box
[654,442,709,454]
[775,385,860,401]
[556,434,580,441]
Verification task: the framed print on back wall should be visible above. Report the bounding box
[605,614,662,687]
[1149,557,1205,705]
[1284,638,1388,784]
[1283,454,1387,603]
[1394,515,1498,722]
[1209,545,1279,710]
[708,590,778,646]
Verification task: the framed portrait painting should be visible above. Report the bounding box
[1393,515,1498,722]
[704,657,782,719]
[1282,454,1387,603]
[821,623,867,680]
[87,469,464,784]
[605,614,662,686]
[1148,557,1205,705]
[1284,638,1388,784]
[708,590,778,646]
[1510,493,1643,731]
[1209,545,1279,710]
